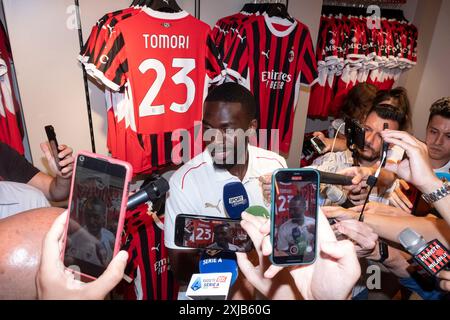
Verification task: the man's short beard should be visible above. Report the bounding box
[356,150,379,163]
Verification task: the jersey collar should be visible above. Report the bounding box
[142,7,189,20]
[263,13,297,38]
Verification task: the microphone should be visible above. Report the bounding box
[398,228,450,277]
[245,205,269,218]
[186,250,238,300]
[223,182,249,219]
[325,185,354,208]
[127,176,170,210]
[318,171,354,185]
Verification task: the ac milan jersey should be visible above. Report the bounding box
[225,14,318,153]
[187,220,215,247]
[90,9,224,133]
[121,204,179,300]
[275,182,299,225]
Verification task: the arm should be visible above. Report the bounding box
[364,213,450,248]
[28,144,74,202]
[322,206,450,248]
[381,130,450,225]
[367,244,411,279]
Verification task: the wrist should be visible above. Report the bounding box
[419,176,444,194]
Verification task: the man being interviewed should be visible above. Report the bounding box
[164,82,301,299]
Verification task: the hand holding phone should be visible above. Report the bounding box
[270,169,319,266]
[62,152,132,280]
[175,214,252,252]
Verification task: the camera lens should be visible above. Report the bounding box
[79,156,85,162]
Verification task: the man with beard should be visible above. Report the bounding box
[310,87,411,206]
[164,82,293,299]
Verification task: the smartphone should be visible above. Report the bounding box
[310,136,327,154]
[62,151,133,280]
[174,214,253,252]
[270,168,319,266]
[45,125,62,171]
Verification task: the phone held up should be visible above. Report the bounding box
[45,125,63,171]
[175,214,253,253]
[310,136,327,154]
[270,168,319,266]
[61,151,133,280]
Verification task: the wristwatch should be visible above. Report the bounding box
[373,240,389,263]
[421,181,450,204]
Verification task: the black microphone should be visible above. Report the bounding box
[127,177,170,210]
[398,228,450,277]
[318,171,354,186]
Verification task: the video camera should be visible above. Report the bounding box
[344,118,365,153]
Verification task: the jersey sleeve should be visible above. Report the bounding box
[205,32,226,84]
[298,28,318,86]
[224,26,250,87]
[84,25,128,91]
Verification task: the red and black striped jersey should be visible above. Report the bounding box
[225,14,318,153]
[87,9,224,168]
[90,8,224,134]
[121,204,179,300]
[81,8,224,171]
[211,13,243,60]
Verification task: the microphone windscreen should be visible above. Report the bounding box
[199,250,238,285]
[245,205,269,218]
[223,182,249,219]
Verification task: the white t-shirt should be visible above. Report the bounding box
[434,160,450,174]
[0,181,50,219]
[164,145,287,250]
[276,217,315,252]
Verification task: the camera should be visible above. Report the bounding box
[345,118,365,152]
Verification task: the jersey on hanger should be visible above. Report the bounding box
[120,204,179,300]
[88,8,224,134]
[225,14,318,154]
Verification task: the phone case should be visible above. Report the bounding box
[269,168,319,266]
[61,151,133,281]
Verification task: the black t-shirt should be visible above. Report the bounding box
[0,142,39,183]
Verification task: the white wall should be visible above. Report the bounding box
[3,0,93,173]
[401,0,449,140]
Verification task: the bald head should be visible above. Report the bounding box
[0,207,63,299]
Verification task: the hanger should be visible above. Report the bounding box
[150,0,182,13]
[266,2,295,23]
[131,0,146,7]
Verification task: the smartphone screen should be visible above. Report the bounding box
[175,214,252,252]
[63,154,128,278]
[271,169,319,265]
[45,125,61,171]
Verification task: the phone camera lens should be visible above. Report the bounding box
[79,156,85,162]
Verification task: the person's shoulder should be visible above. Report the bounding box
[169,151,210,189]
[251,146,287,169]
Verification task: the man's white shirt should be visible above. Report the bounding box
[164,145,287,250]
